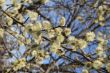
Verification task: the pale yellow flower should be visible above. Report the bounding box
[98,5,104,11]
[6,8,18,17]
[14,3,21,10]
[76,16,84,22]
[13,66,19,71]
[106,63,110,72]
[64,28,71,36]
[32,50,37,56]
[97,51,105,58]
[35,50,45,58]
[0,28,4,39]
[27,10,38,21]
[19,58,26,68]
[99,15,105,21]
[18,35,25,39]
[48,29,55,38]
[96,44,103,52]
[99,22,105,26]
[77,39,87,49]
[55,27,63,35]
[98,32,107,42]
[25,23,33,31]
[26,0,33,4]
[36,57,44,64]
[34,34,42,44]
[56,34,65,43]
[0,48,3,51]
[31,23,42,32]
[102,5,108,10]
[25,39,31,44]
[97,58,104,62]
[92,60,103,69]
[60,16,65,26]
[6,16,13,26]
[42,20,52,30]
[94,19,98,23]
[18,40,24,46]
[19,61,26,67]
[45,52,49,58]
[51,41,61,53]
[82,69,89,73]
[12,0,16,5]
[97,32,103,37]
[13,58,26,71]
[0,0,5,6]
[97,37,105,45]
[67,36,76,43]
[16,14,23,22]
[86,32,95,42]
[40,0,49,4]
[96,45,105,57]
[71,46,77,51]
[25,22,42,33]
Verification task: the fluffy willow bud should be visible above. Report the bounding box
[26,10,38,21]
[85,31,95,42]
[99,15,105,22]
[16,14,23,22]
[40,0,49,4]
[31,22,42,32]
[0,28,4,37]
[64,28,71,36]
[77,39,87,49]
[99,22,105,26]
[55,27,63,35]
[6,8,18,17]
[13,58,26,71]
[98,5,104,11]
[96,45,105,57]
[96,45,107,58]
[32,50,37,56]
[97,37,105,45]
[76,16,84,22]
[82,69,89,73]
[14,3,21,10]
[25,23,32,31]
[18,40,24,46]
[0,28,4,41]
[48,29,55,38]
[60,16,65,26]
[51,41,61,53]
[106,63,110,72]
[6,16,13,26]
[92,60,103,69]
[0,0,5,6]
[25,39,31,44]
[34,34,42,45]
[67,36,76,43]
[57,34,65,43]
[42,20,52,30]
